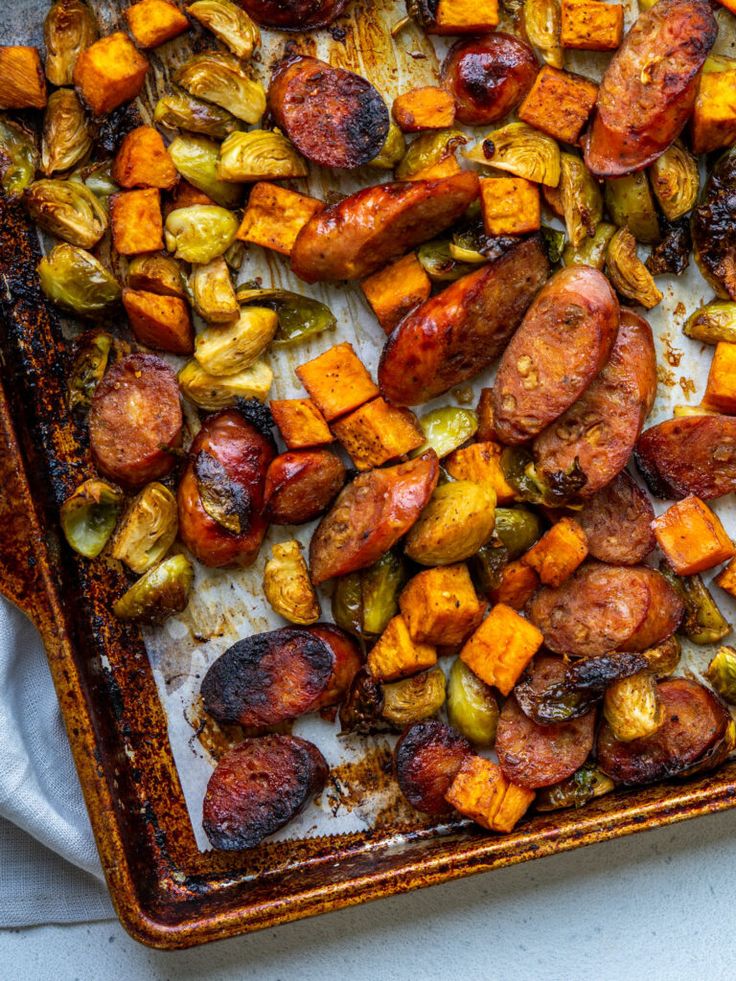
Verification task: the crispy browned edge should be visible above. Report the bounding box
[3,195,736,949]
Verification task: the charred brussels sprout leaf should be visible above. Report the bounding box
[464,123,561,187]
[523,0,563,68]
[174,52,266,125]
[684,302,736,345]
[187,0,261,60]
[603,671,665,742]
[332,551,409,639]
[659,562,731,645]
[604,172,660,245]
[0,117,39,198]
[447,657,499,746]
[236,285,336,346]
[38,243,120,317]
[60,479,123,558]
[418,239,479,282]
[165,205,239,263]
[195,450,251,534]
[67,329,112,415]
[190,256,239,323]
[41,88,92,176]
[339,669,387,735]
[692,147,736,301]
[645,219,691,277]
[560,153,602,249]
[641,636,681,678]
[381,668,446,728]
[536,764,614,812]
[263,540,320,625]
[501,446,586,506]
[113,554,194,624]
[494,507,543,559]
[649,141,699,221]
[154,89,241,140]
[368,120,406,170]
[606,227,663,309]
[404,480,496,566]
[411,406,478,460]
[395,128,467,181]
[217,130,307,182]
[44,0,98,87]
[178,358,273,409]
[26,178,107,248]
[111,482,178,575]
[541,226,566,265]
[706,645,736,705]
[562,221,615,269]
[168,135,243,208]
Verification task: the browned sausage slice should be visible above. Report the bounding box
[378,237,549,406]
[583,0,717,177]
[268,55,389,170]
[305,623,362,709]
[576,472,655,565]
[203,735,328,850]
[264,449,346,524]
[495,655,596,789]
[528,563,684,657]
[635,415,736,500]
[291,172,480,282]
[532,309,656,495]
[241,0,347,29]
[597,678,731,786]
[89,354,182,488]
[309,451,439,584]
[394,720,472,814]
[492,266,620,445]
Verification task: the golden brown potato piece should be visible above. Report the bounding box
[122,288,193,356]
[0,46,46,109]
[264,449,346,525]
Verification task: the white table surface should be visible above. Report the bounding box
[2,807,735,981]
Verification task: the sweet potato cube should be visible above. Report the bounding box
[164,180,216,217]
[125,0,190,48]
[236,182,323,256]
[0,46,46,109]
[704,342,736,414]
[522,517,588,586]
[270,398,333,449]
[460,603,543,695]
[653,495,735,576]
[479,177,540,237]
[332,398,424,470]
[445,442,516,505]
[693,68,736,155]
[492,783,536,833]
[519,66,598,144]
[367,615,437,682]
[392,87,456,133]
[433,0,500,33]
[122,288,193,355]
[399,563,485,646]
[73,32,149,116]
[560,0,624,51]
[361,253,432,333]
[715,557,736,598]
[490,560,539,610]
[445,757,507,829]
[111,189,164,255]
[296,342,378,422]
[112,125,177,190]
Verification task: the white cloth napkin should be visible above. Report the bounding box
[0,596,113,926]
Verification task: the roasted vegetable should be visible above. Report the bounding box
[605,173,660,245]
[0,46,46,110]
[188,0,261,59]
[178,358,272,409]
[606,227,662,310]
[659,563,731,646]
[642,636,681,678]
[333,398,424,471]
[411,407,478,460]
[0,117,38,199]
[217,129,307,182]
[603,671,665,742]
[236,285,336,346]
[60,478,123,558]
[67,330,112,415]
[362,607,429,679]
[523,0,563,68]
[111,482,177,575]
[393,85,456,133]
[654,497,734,576]
[465,123,560,187]
[190,257,238,323]
[395,128,467,181]
[461,602,543,696]
[468,539,508,594]
[523,517,588,587]
[369,120,406,170]
[339,670,387,735]
[332,551,409,639]
[562,221,615,269]
[501,446,587,507]
[168,135,242,208]
[404,480,496,566]
[494,507,543,559]
[41,88,92,176]
[79,160,117,201]
[127,254,185,298]
[154,89,241,139]
[646,219,691,277]
[44,0,97,86]
[113,553,194,623]
[684,302,736,345]
[194,306,277,376]
[174,52,266,124]
[536,764,614,812]
[480,175,541,237]
[26,178,107,248]
[692,147,736,301]
[263,540,320,625]
[706,645,736,705]
[72,32,148,117]
[381,667,446,728]
[560,153,602,249]
[446,657,499,746]
[165,205,239,263]
[649,141,699,221]
[38,244,120,318]
[417,239,479,282]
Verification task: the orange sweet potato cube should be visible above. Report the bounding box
[296,342,379,421]
[522,517,588,586]
[122,288,193,355]
[560,0,624,51]
[692,67,736,155]
[460,603,543,695]
[73,32,149,116]
[125,0,190,49]
[367,615,437,682]
[445,442,516,505]
[479,177,541,236]
[433,0,500,33]
[715,557,736,598]
[445,756,507,829]
[331,398,424,470]
[111,189,164,255]
[704,343,736,414]
[270,398,334,449]
[491,782,536,833]
[653,495,735,576]
[112,125,177,190]
[392,86,456,133]
[0,46,46,109]
[519,66,598,144]
[399,563,485,646]
[164,179,217,217]
[361,253,432,333]
[236,182,323,256]
[490,560,539,609]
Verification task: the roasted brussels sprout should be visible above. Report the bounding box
[541,225,566,265]
[368,120,406,170]
[263,540,320,625]
[168,135,243,209]
[0,117,38,198]
[404,480,496,566]
[188,0,261,59]
[692,147,736,301]
[194,449,252,533]
[395,128,467,181]
[536,764,614,812]
[641,636,681,678]
[649,141,699,221]
[447,657,499,746]
[111,482,178,574]
[605,173,660,244]
[44,0,97,87]
[38,244,120,317]
[174,52,266,125]
[381,667,446,728]
[41,88,91,176]
[645,218,691,277]
[339,669,387,735]
[562,221,616,269]
[411,407,478,460]
[165,205,239,264]
[684,302,736,345]
[67,329,112,416]
[603,671,665,742]
[79,160,117,201]
[417,239,478,282]
[217,129,307,182]
[154,89,241,140]
[659,563,731,645]
[113,553,194,624]
[464,123,561,187]
[60,478,123,558]
[194,306,277,376]
[501,445,587,506]
[178,357,273,409]
[26,178,107,248]
[469,540,508,593]
[127,254,185,298]
[706,645,736,705]
[606,227,663,309]
[236,285,336,346]
[190,257,238,323]
[523,0,563,69]
[494,507,543,559]
[448,240,486,264]
[332,551,409,639]
[560,153,602,249]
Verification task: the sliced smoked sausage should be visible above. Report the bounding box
[576,472,655,565]
[492,266,619,445]
[241,0,347,29]
[394,720,472,814]
[264,449,346,524]
[635,415,736,500]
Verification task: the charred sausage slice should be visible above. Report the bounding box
[394,720,472,814]
[305,623,362,709]
[264,449,346,525]
[241,0,347,29]
[576,472,655,565]
[635,415,736,501]
[203,735,328,850]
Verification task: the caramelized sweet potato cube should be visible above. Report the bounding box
[399,563,485,646]
[367,615,437,682]
[490,560,539,610]
[460,603,543,695]
[331,397,424,470]
[0,46,46,109]
[270,398,334,449]
[164,179,217,216]
[125,0,190,48]
[715,557,736,598]
[236,182,323,256]
[361,253,432,333]
[112,125,177,190]
[296,342,379,422]
[433,0,500,33]
[560,0,624,51]
[111,189,164,255]
[653,495,735,576]
[522,517,588,586]
[518,66,598,144]
[445,756,507,828]
[445,441,516,505]
[73,32,149,116]
[392,86,456,133]
[479,177,541,236]
[704,342,736,414]
[692,67,736,155]
[491,782,536,833]
[122,287,193,355]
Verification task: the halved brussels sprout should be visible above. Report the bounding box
[560,153,602,249]
[447,657,499,746]
[469,540,508,593]
[464,123,561,187]
[684,302,736,345]
[494,506,543,559]
[448,241,486,264]
[165,205,239,264]
[26,178,107,248]
[605,172,660,244]
[369,120,406,170]
[60,478,123,558]
[659,562,731,645]
[395,129,467,181]
[217,129,307,183]
[187,0,261,59]
[127,254,185,298]
[194,306,277,376]
[411,406,478,460]
[404,480,496,566]
[0,116,39,198]
[236,285,336,346]
[44,0,98,87]
[178,357,273,409]
[190,256,238,323]
[501,445,587,506]
[603,671,665,742]
[67,329,112,415]
[381,667,446,728]
[417,239,478,282]
[194,450,251,533]
[606,228,663,309]
[154,89,241,140]
[641,636,681,678]
[174,52,266,125]
[562,221,616,269]
[168,135,243,208]
[38,243,120,317]
[113,554,194,624]
[41,89,92,176]
[263,539,320,625]
[79,160,117,201]
[706,645,736,704]
[111,483,178,574]
[536,764,614,812]
[523,0,564,69]
[339,670,387,735]
[332,551,409,639]
[649,141,699,221]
